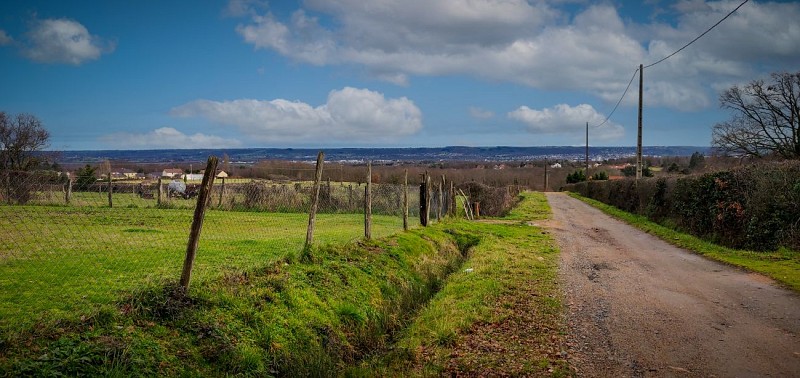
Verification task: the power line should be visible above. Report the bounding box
[591,0,748,128]
[645,0,749,69]
[592,67,639,128]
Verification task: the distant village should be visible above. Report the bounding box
[96,168,229,182]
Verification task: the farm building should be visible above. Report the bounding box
[161,169,184,179]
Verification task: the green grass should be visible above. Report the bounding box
[0,205,414,334]
[568,192,800,292]
[0,192,565,376]
[0,217,463,376]
[362,192,568,376]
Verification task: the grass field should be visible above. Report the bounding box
[0,204,417,334]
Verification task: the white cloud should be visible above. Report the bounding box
[508,104,624,141]
[170,87,423,143]
[469,107,494,119]
[100,127,242,149]
[230,0,800,112]
[0,30,12,46]
[22,18,114,65]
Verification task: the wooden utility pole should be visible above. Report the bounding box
[179,155,218,290]
[586,121,590,179]
[544,160,549,192]
[305,151,325,248]
[403,169,409,231]
[637,64,644,180]
[365,161,372,239]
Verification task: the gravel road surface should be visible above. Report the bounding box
[545,193,800,377]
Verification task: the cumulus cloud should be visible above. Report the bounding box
[170,87,423,143]
[469,107,494,119]
[22,18,114,65]
[100,127,242,149]
[0,30,12,46]
[508,104,624,141]
[230,0,800,111]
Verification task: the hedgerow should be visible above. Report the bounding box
[567,161,800,251]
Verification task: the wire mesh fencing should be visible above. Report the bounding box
[0,161,435,334]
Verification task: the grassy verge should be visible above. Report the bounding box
[568,192,800,293]
[361,192,569,376]
[0,192,566,376]
[0,224,464,376]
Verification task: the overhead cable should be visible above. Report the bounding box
[592,67,639,128]
[645,0,749,68]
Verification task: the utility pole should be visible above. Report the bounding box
[544,159,549,192]
[637,64,644,180]
[585,121,589,179]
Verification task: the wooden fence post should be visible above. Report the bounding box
[403,169,409,231]
[305,151,325,248]
[218,177,226,208]
[4,171,10,205]
[305,151,325,249]
[365,161,372,239]
[439,175,445,220]
[179,155,219,290]
[449,181,456,216]
[419,174,428,226]
[65,179,72,204]
[107,174,113,208]
[157,178,163,206]
[348,184,353,210]
[425,172,431,224]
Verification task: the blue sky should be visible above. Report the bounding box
[1,0,798,150]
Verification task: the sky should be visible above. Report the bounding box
[0,0,798,150]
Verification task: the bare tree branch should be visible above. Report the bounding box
[714,72,800,159]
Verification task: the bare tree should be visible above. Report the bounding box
[713,71,800,159]
[0,112,51,171]
[1,112,51,203]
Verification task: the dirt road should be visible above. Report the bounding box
[545,193,800,377]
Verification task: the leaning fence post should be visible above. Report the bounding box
[365,161,372,240]
[179,155,219,290]
[403,169,409,231]
[305,151,325,249]
[107,173,113,208]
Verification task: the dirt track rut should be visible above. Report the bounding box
[545,193,800,377]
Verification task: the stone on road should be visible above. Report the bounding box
[545,193,800,377]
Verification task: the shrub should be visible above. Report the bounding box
[566,161,800,251]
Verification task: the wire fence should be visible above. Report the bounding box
[0,156,481,334]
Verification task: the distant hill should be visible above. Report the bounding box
[51,146,711,165]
